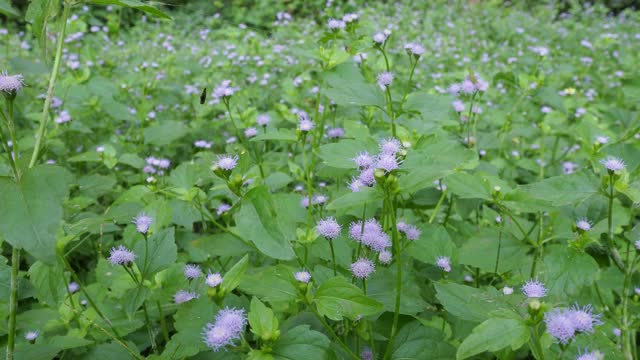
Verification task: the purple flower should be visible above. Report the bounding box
[55,110,71,124]
[351,258,375,279]
[133,212,153,234]
[174,290,199,304]
[203,324,234,351]
[194,140,212,149]
[576,349,604,360]
[377,72,394,88]
[24,331,39,341]
[544,308,576,344]
[68,282,79,293]
[215,154,238,170]
[327,127,345,139]
[244,127,257,138]
[436,256,451,272]
[215,308,247,335]
[568,304,601,333]
[404,42,425,56]
[360,348,374,360]
[461,79,476,94]
[376,154,400,172]
[349,221,364,241]
[503,286,514,295]
[294,270,311,283]
[327,18,346,30]
[378,250,392,264]
[372,32,387,44]
[202,308,246,351]
[299,118,315,132]
[256,114,270,126]
[601,156,625,172]
[0,71,24,93]
[108,245,136,266]
[213,80,237,98]
[576,218,592,231]
[349,178,364,192]
[635,239,640,250]
[353,151,375,169]
[184,264,203,279]
[206,272,223,287]
[379,138,402,155]
[316,217,341,240]
[404,225,420,241]
[452,100,465,112]
[522,279,546,298]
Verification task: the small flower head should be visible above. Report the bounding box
[576,349,604,360]
[327,18,346,30]
[215,308,247,335]
[436,256,451,272]
[174,290,199,304]
[0,71,25,96]
[108,245,136,266]
[503,286,514,295]
[244,127,257,138]
[351,258,375,279]
[404,225,421,241]
[316,217,341,240]
[349,221,364,241]
[378,250,392,264]
[215,154,239,171]
[376,153,400,173]
[575,218,592,232]
[404,42,425,57]
[600,156,625,172]
[24,330,39,341]
[206,272,223,287]
[256,114,270,126]
[522,279,547,298]
[203,324,234,351]
[360,348,374,360]
[372,32,387,44]
[379,138,402,155]
[353,151,375,169]
[544,308,576,344]
[68,282,79,293]
[184,264,203,279]
[377,71,394,88]
[635,239,640,250]
[613,327,622,337]
[294,270,311,283]
[299,118,315,132]
[133,212,153,234]
[569,304,601,333]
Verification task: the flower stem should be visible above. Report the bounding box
[329,240,337,276]
[29,2,71,168]
[310,309,359,360]
[6,247,20,360]
[383,196,402,360]
[607,174,625,271]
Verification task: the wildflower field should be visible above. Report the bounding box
[1,0,640,359]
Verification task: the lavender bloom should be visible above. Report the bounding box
[299,118,315,132]
[349,221,364,241]
[327,18,346,30]
[294,270,311,283]
[312,194,328,205]
[194,140,212,149]
[452,100,465,112]
[544,308,576,344]
[327,127,345,139]
[436,256,451,272]
[461,79,475,94]
[133,212,153,234]
[206,272,223,287]
[316,217,341,240]
[68,282,80,293]
[522,279,547,298]
[174,290,199,304]
[184,264,203,279]
[376,153,399,172]
[569,304,601,333]
[24,330,39,341]
[503,286,514,295]
[404,42,425,56]
[55,110,72,124]
[256,114,270,126]
[244,127,257,138]
[215,308,247,335]
[0,72,24,93]
[216,203,231,216]
[601,156,625,172]
[404,225,421,241]
[377,72,394,88]
[203,324,234,352]
[635,239,640,250]
[379,138,402,155]
[202,308,246,351]
[353,151,375,168]
[575,218,592,231]
[215,154,239,170]
[351,258,375,279]
[349,178,364,192]
[358,168,376,186]
[213,80,237,98]
[108,245,136,266]
[372,32,387,44]
[360,348,374,360]
[378,250,392,264]
[576,349,604,360]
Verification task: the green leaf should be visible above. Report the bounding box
[404,92,454,123]
[407,224,457,265]
[25,0,60,49]
[234,187,295,260]
[143,121,188,146]
[163,297,217,358]
[0,0,19,17]
[505,172,599,211]
[271,325,331,360]
[444,172,492,200]
[249,297,280,341]
[133,228,177,276]
[28,261,66,307]
[314,277,384,321]
[323,63,385,108]
[456,318,530,359]
[434,283,508,323]
[391,321,456,359]
[317,139,374,169]
[541,245,599,298]
[0,165,72,264]
[88,0,170,19]
[367,266,429,315]
[239,265,298,303]
[221,255,249,296]
[250,129,297,142]
[326,187,383,211]
[459,228,530,273]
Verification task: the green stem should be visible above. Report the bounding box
[494,225,503,276]
[607,174,625,271]
[29,2,71,168]
[529,325,545,360]
[383,196,402,360]
[157,301,170,345]
[142,303,157,353]
[329,240,337,276]
[6,247,20,360]
[429,188,447,224]
[310,309,359,360]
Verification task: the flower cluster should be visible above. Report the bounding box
[349,138,404,191]
[544,304,601,344]
[349,218,391,252]
[108,245,136,266]
[143,156,171,175]
[212,80,238,99]
[202,308,247,351]
[316,217,341,240]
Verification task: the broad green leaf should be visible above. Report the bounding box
[163,297,218,358]
[249,297,280,341]
[505,172,599,211]
[541,245,599,298]
[407,224,457,265]
[317,139,374,169]
[25,0,60,49]
[221,255,249,296]
[0,165,72,264]
[459,228,530,273]
[367,266,429,315]
[404,92,454,123]
[0,0,19,17]
[143,121,188,146]
[323,63,385,108]
[28,261,66,307]
[89,0,170,19]
[457,318,530,359]
[434,283,509,323]
[271,325,331,360]
[239,265,298,303]
[326,187,383,211]
[314,277,384,321]
[391,321,456,360]
[134,228,177,276]
[250,129,297,142]
[234,187,295,260]
[444,172,492,200]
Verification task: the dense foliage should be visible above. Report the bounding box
[1,0,640,359]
